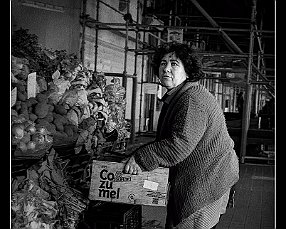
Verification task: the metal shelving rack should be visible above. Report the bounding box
[79,0,275,163]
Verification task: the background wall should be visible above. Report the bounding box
[11,0,81,55]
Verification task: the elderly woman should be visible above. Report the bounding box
[123,42,239,229]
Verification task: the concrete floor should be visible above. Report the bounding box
[216,163,275,229]
[141,163,275,229]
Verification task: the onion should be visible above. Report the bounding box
[37,126,47,135]
[21,132,31,143]
[26,125,36,134]
[12,123,24,130]
[23,120,32,128]
[11,136,20,145]
[45,135,53,143]
[12,125,24,139]
[12,116,26,124]
[32,133,45,145]
[26,141,36,150]
[18,142,27,152]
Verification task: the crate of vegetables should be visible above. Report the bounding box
[89,160,169,207]
[11,115,53,159]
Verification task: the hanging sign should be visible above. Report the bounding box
[167,28,183,43]
[226,72,235,78]
[144,83,158,94]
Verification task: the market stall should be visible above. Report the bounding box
[11,29,132,229]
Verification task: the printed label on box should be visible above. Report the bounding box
[97,168,132,199]
[143,180,159,191]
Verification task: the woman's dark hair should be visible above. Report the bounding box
[152,42,204,82]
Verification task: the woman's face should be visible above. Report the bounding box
[158,52,188,90]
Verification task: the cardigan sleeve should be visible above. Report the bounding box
[133,96,207,171]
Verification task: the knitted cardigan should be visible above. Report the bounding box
[133,81,239,226]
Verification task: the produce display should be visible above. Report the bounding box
[104,77,130,141]
[11,54,130,154]
[11,179,59,229]
[11,28,131,229]
[12,149,89,229]
[11,114,53,157]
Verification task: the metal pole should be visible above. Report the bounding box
[98,0,125,16]
[221,83,226,111]
[138,31,146,134]
[130,0,140,144]
[254,51,261,116]
[122,24,129,89]
[233,87,237,112]
[131,77,138,144]
[240,0,257,163]
[94,0,99,72]
[122,1,130,89]
[169,10,172,26]
[152,13,251,21]
[145,32,167,43]
[89,21,274,34]
[254,24,265,70]
[80,0,87,66]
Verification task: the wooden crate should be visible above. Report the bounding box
[89,160,169,207]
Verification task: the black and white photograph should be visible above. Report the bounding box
[10,0,275,228]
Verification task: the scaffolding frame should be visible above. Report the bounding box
[79,0,275,160]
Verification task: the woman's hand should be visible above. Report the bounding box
[123,155,142,175]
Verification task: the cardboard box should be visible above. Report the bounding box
[89,160,169,206]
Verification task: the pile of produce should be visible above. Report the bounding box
[11,114,53,157]
[11,27,132,229]
[11,149,89,229]
[11,179,59,229]
[11,30,130,153]
[11,82,79,149]
[11,56,130,154]
[11,28,80,84]
[104,77,130,143]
